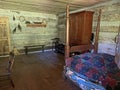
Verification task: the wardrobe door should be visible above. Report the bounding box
[80,11,94,45]
[69,14,77,46]
[76,13,83,45]
[69,11,94,46]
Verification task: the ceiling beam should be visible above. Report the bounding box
[49,0,85,7]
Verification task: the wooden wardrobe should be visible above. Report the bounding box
[69,11,94,46]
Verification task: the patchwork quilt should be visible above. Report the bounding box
[65,53,120,89]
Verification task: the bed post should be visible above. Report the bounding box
[94,9,102,53]
[65,5,70,59]
[115,25,120,69]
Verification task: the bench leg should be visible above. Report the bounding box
[42,46,44,52]
[25,47,28,55]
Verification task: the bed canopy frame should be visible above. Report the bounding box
[65,5,101,59]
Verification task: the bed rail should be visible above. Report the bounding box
[70,44,94,53]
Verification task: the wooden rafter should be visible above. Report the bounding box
[51,0,84,7]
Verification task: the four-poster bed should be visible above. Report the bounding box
[64,5,120,90]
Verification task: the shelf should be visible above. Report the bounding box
[26,24,46,27]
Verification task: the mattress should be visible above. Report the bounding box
[65,67,105,90]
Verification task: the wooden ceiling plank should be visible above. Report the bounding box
[0,0,114,15]
[0,0,66,9]
[0,2,61,14]
[0,0,82,14]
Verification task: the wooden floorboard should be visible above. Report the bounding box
[0,51,80,90]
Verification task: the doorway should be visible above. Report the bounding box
[0,17,10,56]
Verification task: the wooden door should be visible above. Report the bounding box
[77,12,84,45]
[69,14,77,46]
[69,11,94,46]
[80,11,94,45]
[0,17,10,55]
[69,13,83,46]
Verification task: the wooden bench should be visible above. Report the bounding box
[24,45,45,55]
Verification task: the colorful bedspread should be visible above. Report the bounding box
[66,53,120,88]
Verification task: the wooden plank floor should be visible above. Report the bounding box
[0,51,80,90]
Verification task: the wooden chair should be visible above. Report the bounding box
[0,52,15,89]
